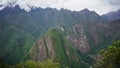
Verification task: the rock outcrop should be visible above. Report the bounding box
[29,29,81,67]
[67,20,120,53]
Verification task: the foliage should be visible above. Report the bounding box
[40,59,60,68]
[49,29,68,66]
[8,59,60,68]
[94,40,120,68]
[42,29,86,68]
[0,25,35,64]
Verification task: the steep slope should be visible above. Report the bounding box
[0,6,107,38]
[102,10,120,21]
[29,29,90,68]
[0,6,75,37]
[67,19,120,54]
[0,20,35,64]
[0,6,120,67]
[0,7,107,67]
[79,8,107,23]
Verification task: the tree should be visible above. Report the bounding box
[10,59,60,68]
[94,40,120,68]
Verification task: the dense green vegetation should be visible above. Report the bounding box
[40,29,83,68]
[49,29,92,68]
[0,6,120,68]
[0,23,35,64]
[49,29,69,66]
[94,40,120,68]
[0,59,60,68]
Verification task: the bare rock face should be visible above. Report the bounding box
[67,20,120,54]
[44,36,55,59]
[30,38,47,62]
[67,24,90,53]
[30,36,55,62]
[29,29,80,64]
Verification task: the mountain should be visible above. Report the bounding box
[0,19,35,64]
[102,10,120,21]
[29,28,92,68]
[30,20,120,68]
[79,8,107,23]
[0,6,107,38]
[67,19,120,54]
[0,5,120,68]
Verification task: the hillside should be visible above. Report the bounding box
[30,29,90,68]
[0,6,120,68]
[67,19,120,54]
[0,20,35,64]
[0,6,108,38]
[102,10,120,21]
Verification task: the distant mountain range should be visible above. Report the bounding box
[0,5,120,68]
[102,10,120,21]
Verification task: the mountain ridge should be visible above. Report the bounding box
[102,10,120,21]
[0,5,107,38]
[0,5,120,68]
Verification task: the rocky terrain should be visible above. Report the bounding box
[0,5,120,68]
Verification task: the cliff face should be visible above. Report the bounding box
[29,29,82,67]
[30,36,55,62]
[67,20,120,53]
[29,19,120,67]
[0,6,120,67]
[67,24,90,53]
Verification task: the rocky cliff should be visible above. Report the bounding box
[29,29,85,67]
[67,20,120,53]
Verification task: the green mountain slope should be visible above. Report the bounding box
[30,28,90,68]
[0,21,35,64]
[0,7,107,38]
[0,7,120,68]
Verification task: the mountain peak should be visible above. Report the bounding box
[79,8,91,15]
[79,8,100,16]
[80,8,90,12]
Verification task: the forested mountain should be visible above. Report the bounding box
[0,19,35,64]
[0,6,108,38]
[0,5,120,68]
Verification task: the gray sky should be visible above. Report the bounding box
[0,0,120,15]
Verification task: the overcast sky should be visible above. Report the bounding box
[0,0,120,15]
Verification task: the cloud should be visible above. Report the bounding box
[12,0,67,11]
[0,0,120,14]
[108,0,120,5]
